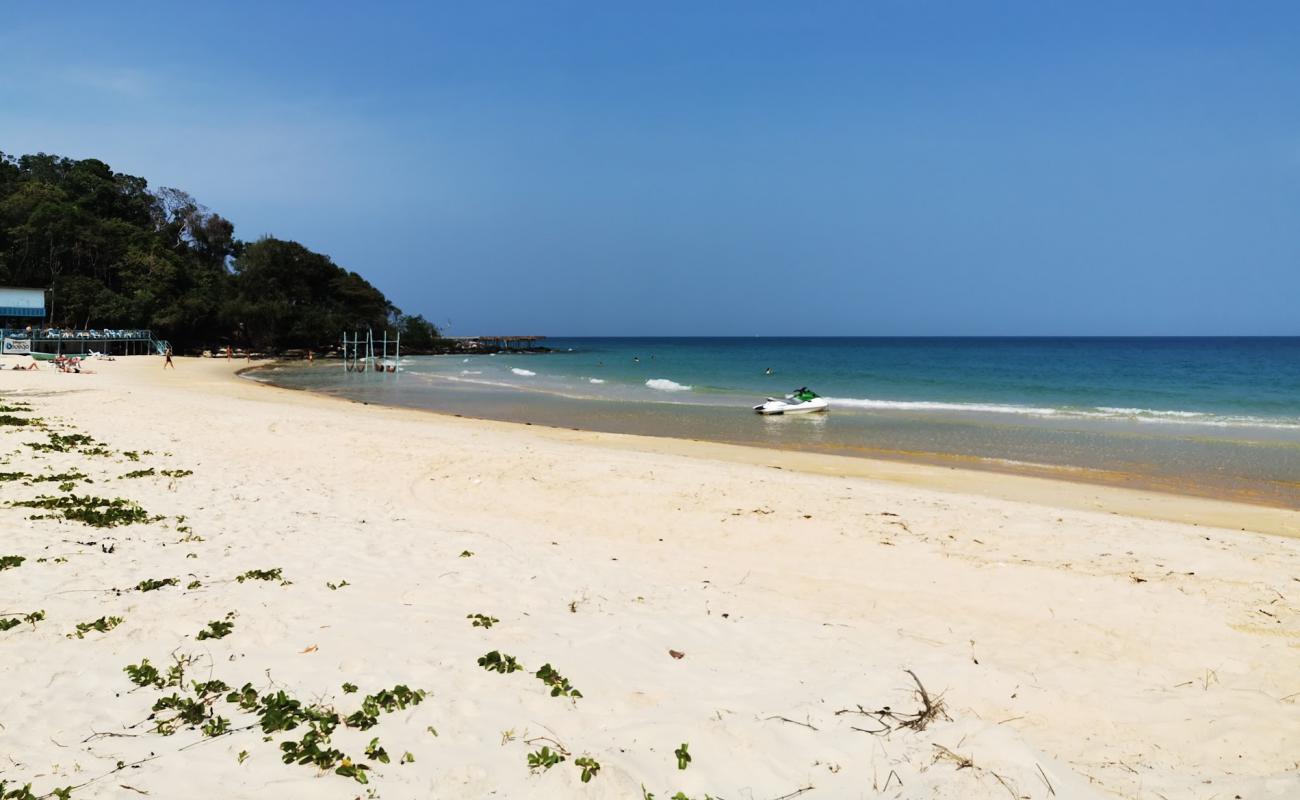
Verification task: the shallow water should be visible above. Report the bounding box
[254,337,1300,508]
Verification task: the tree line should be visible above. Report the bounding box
[0,150,441,352]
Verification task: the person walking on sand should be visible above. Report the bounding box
[164,346,175,369]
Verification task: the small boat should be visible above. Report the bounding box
[753,387,829,415]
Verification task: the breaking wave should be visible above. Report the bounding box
[826,397,1058,416]
[511,368,537,377]
[825,397,1300,429]
[646,378,692,392]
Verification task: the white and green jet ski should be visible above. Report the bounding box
[753,387,829,415]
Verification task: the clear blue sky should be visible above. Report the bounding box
[2,2,1297,335]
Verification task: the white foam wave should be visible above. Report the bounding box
[1096,407,1203,419]
[826,397,1059,416]
[646,378,692,392]
[1090,407,1300,429]
[511,368,536,377]
[442,375,518,389]
[825,397,1300,429]
[460,370,482,375]
[588,378,605,384]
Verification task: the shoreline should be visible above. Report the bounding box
[241,360,1300,537]
[2,356,1298,799]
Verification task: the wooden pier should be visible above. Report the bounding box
[458,336,547,351]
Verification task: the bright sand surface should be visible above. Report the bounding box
[1,357,1298,799]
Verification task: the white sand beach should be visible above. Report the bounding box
[1,357,1298,799]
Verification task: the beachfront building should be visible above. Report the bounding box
[0,286,45,324]
[0,285,168,357]
[0,286,45,357]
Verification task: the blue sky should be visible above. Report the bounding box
[1,2,1297,335]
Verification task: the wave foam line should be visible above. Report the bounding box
[826,397,1058,415]
[646,378,692,392]
[511,368,537,377]
[825,397,1300,429]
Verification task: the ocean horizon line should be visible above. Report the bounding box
[522,334,1300,340]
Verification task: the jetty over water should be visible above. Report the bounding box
[457,336,547,351]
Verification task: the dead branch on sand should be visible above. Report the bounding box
[836,669,949,735]
[764,715,819,731]
[932,743,974,769]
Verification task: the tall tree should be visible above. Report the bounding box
[0,150,422,352]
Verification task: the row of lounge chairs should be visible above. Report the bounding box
[26,329,153,340]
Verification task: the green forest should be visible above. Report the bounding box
[0,150,440,352]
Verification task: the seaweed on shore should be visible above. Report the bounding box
[31,470,90,484]
[123,655,428,786]
[25,432,112,457]
[9,495,158,527]
[68,616,123,639]
[534,664,582,699]
[197,614,236,640]
[0,780,74,799]
[236,568,288,585]
[477,650,524,674]
[0,611,44,632]
[0,470,88,491]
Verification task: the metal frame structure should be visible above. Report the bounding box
[0,328,167,357]
[341,328,400,373]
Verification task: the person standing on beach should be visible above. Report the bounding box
[164,346,175,369]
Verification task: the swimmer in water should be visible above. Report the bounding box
[765,367,773,375]
[633,356,640,363]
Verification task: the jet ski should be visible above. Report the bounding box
[753,387,829,415]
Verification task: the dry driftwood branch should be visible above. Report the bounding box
[901,669,947,731]
[882,769,903,791]
[177,722,258,751]
[1035,762,1056,795]
[932,743,974,769]
[764,715,819,731]
[990,770,1020,799]
[836,669,948,734]
[523,735,571,756]
[82,729,141,742]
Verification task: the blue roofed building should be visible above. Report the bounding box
[0,287,45,323]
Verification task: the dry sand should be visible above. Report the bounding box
[1,356,1298,799]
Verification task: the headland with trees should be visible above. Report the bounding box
[0,150,452,355]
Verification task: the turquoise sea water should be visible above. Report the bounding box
[256,338,1300,506]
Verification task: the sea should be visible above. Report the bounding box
[252,337,1300,508]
